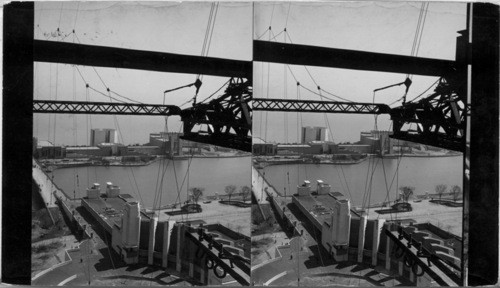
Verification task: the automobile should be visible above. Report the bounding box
[181,203,202,213]
[392,202,412,212]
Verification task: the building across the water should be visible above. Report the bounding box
[301,126,329,143]
[90,128,118,146]
[149,132,206,156]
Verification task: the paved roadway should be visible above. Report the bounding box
[32,203,193,286]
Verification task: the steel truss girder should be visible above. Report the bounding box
[390,78,466,152]
[33,100,181,116]
[253,98,391,114]
[385,228,461,286]
[181,78,252,152]
[185,229,250,286]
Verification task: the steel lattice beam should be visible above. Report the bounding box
[389,78,466,152]
[385,229,461,286]
[253,98,391,114]
[34,40,252,79]
[33,100,181,116]
[181,78,252,152]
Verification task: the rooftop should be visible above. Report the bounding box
[252,137,267,144]
[309,141,331,145]
[294,190,359,228]
[83,194,138,230]
[37,140,54,147]
[150,138,169,142]
[98,143,124,147]
[277,144,311,148]
[66,146,100,150]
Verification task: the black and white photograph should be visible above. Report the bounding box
[29,2,252,286]
[250,1,496,287]
[1,0,499,287]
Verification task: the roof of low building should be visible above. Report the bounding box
[277,144,310,148]
[66,146,100,150]
[37,140,54,147]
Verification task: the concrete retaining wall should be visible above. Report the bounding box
[251,246,285,271]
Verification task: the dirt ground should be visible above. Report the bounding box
[32,180,74,277]
[31,206,75,277]
[32,207,71,242]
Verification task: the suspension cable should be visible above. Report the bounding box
[407,78,441,103]
[194,2,220,104]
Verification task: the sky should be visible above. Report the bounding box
[33,1,252,146]
[253,1,467,144]
[33,1,467,146]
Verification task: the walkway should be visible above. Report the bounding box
[32,158,69,207]
[33,204,193,286]
[252,165,281,203]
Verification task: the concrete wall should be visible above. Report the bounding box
[338,144,372,154]
[269,196,284,220]
[55,194,90,239]
[154,220,165,253]
[105,183,120,198]
[127,146,160,156]
[81,199,112,233]
[253,144,277,156]
[123,201,141,248]
[292,196,321,230]
[65,147,102,157]
[364,219,375,249]
[139,218,150,251]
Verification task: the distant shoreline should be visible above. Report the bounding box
[172,153,251,159]
[40,153,251,171]
[255,152,461,168]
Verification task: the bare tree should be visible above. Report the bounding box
[399,186,415,203]
[189,187,204,205]
[240,186,251,202]
[435,184,447,201]
[450,185,462,202]
[225,185,237,202]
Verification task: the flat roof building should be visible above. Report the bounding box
[302,126,329,143]
[292,179,353,260]
[90,128,118,146]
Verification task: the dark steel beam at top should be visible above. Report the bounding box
[254,40,456,77]
[33,39,252,79]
